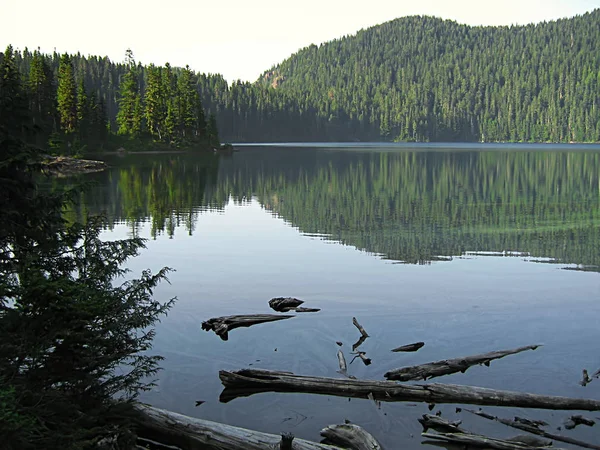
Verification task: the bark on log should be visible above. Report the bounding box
[464,408,600,450]
[201,314,294,341]
[218,368,600,411]
[352,317,369,338]
[422,431,563,450]
[391,342,425,352]
[320,424,383,450]
[385,345,540,381]
[133,404,379,450]
[133,404,340,450]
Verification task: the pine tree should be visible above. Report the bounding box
[116,49,142,136]
[177,65,197,139]
[76,78,88,138]
[28,49,55,135]
[144,64,164,140]
[0,45,29,138]
[56,53,77,134]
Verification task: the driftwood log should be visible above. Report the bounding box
[352,317,369,338]
[352,335,367,352]
[464,408,600,450]
[422,431,564,450]
[218,368,600,411]
[269,297,320,313]
[385,345,540,381]
[320,424,382,450]
[201,314,294,341]
[337,349,348,375]
[133,404,379,450]
[418,414,466,433]
[391,342,425,352]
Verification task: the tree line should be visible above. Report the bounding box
[1,46,219,154]
[4,10,600,146]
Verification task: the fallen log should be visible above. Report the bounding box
[391,342,425,352]
[418,414,466,433]
[385,344,540,381]
[464,408,600,450]
[352,317,369,338]
[320,424,382,450]
[201,314,294,341]
[218,368,600,411]
[269,297,304,312]
[422,431,563,450]
[133,404,377,450]
[269,297,320,313]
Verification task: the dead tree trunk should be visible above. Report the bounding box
[218,368,600,411]
[133,404,378,450]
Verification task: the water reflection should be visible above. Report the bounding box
[73,147,600,269]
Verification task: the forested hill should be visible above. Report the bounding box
[5,10,599,144]
[260,10,600,143]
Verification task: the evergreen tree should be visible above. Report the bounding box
[177,65,197,138]
[144,64,164,140]
[0,45,29,139]
[28,49,55,135]
[116,49,142,136]
[56,53,77,135]
[76,77,88,138]
[0,70,174,449]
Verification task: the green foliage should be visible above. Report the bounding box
[117,49,142,137]
[255,11,600,143]
[57,53,77,135]
[0,54,176,448]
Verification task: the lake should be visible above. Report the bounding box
[76,144,600,448]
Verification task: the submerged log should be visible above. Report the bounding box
[133,404,378,450]
[218,368,600,411]
[201,314,294,341]
[422,431,563,450]
[564,415,595,430]
[391,342,425,352]
[385,345,540,381]
[320,424,382,450]
[352,317,369,338]
[464,408,600,450]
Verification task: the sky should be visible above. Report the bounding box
[2,0,598,83]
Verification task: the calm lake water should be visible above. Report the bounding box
[78,144,600,448]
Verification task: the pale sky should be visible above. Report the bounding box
[2,0,598,83]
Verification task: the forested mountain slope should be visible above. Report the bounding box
[261,10,600,143]
[5,10,599,143]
